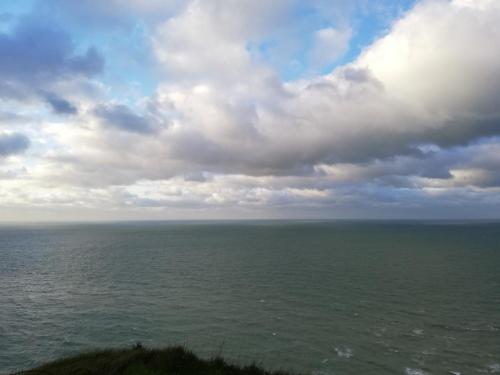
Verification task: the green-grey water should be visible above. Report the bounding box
[0,221,499,374]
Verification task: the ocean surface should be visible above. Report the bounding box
[0,221,499,374]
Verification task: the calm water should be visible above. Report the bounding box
[0,221,499,374]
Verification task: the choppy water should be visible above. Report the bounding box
[1,221,499,374]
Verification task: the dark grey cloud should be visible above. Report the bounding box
[42,92,77,115]
[0,19,103,84]
[94,104,155,134]
[425,115,500,149]
[341,67,379,84]
[0,16,104,112]
[0,133,30,157]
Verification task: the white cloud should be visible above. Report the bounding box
[145,0,500,178]
[3,0,500,219]
[152,0,291,84]
[357,0,500,115]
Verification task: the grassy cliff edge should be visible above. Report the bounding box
[11,346,297,375]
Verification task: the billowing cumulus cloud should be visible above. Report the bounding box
[143,0,500,176]
[1,0,500,220]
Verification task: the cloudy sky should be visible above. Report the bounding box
[1,0,500,221]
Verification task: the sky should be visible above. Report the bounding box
[1,0,500,221]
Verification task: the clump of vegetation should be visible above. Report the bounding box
[13,345,296,375]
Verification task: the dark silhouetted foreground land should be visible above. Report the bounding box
[12,346,296,375]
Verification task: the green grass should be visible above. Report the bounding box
[12,346,297,375]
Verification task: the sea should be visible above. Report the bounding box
[0,220,499,374]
